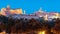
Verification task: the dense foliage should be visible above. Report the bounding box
[0,15,60,34]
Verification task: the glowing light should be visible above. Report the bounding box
[44,15,48,20]
[0,31,6,34]
[38,31,45,34]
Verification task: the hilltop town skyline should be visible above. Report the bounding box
[0,0,60,14]
[0,5,60,21]
[0,5,60,15]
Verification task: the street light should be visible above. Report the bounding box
[38,31,45,34]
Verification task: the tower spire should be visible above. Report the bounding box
[39,7,43,12]
[24,10,26,14]
[6,5,10,10]
[7,5,10,8]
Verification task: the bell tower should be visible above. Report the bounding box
[5,5,10,16]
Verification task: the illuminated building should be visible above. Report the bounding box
[10,9,17,14]
[55,13,59,18]
[15,9,22,14]
[0,5,22,16]
[1,8,6,16]
[10,9,22,14]
[48,12,60,19]
[34,8,60,20]
[44,14,48,20]
[34,7,46,17]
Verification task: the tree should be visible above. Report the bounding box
[54,18,60,34]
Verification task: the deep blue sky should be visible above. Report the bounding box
[0,0,60,14]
